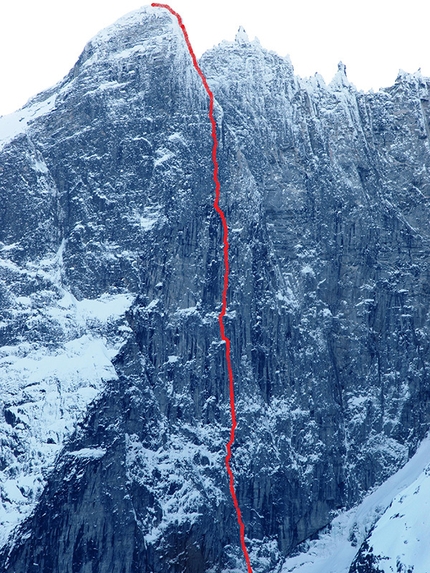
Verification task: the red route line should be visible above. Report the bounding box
[151,4,253,573]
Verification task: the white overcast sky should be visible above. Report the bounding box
[0,0,429,116]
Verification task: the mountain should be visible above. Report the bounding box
[1,5,430,572]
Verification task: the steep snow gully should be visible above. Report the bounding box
[151,4,253,572]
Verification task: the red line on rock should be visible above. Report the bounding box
[151,4,253,572]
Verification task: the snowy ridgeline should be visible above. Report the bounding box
[0,242,133,547]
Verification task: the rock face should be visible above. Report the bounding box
[1,5,430,573]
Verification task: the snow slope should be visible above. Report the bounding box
[0,242,133,547]
[0,95,57,152]
[361,468,430,572]
[280,434,430,573]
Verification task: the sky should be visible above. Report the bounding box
[0,0,429,117]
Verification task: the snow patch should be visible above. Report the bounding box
[154,148,174,166]
[0,95,57,152]
[300,265,315,277]
[68,448,107,459]
[139,216,158,231]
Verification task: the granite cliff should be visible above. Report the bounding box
[0,6,430,572]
